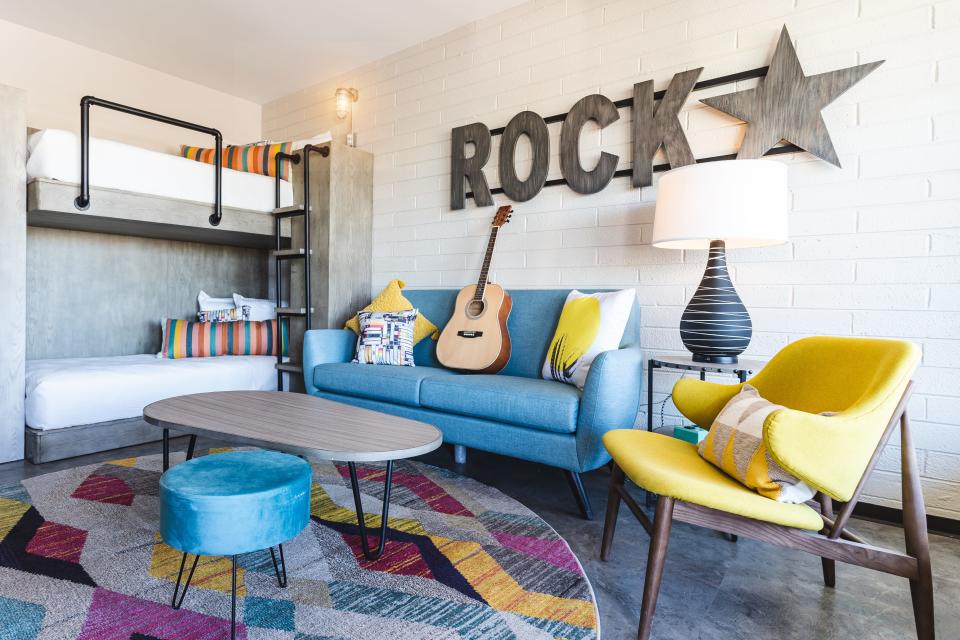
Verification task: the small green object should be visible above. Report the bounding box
[673,425,707,444]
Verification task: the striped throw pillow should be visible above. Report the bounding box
[698,385,816,504]
[160,319,288,359]
[180,141,294,179]
[197,307,249,323]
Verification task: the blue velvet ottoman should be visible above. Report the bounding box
[159,450,312,638]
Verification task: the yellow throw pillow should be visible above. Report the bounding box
[345,279,439,345]
[698,385,816,504]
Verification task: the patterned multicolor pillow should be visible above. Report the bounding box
[698,385,816,504]
[180,141,294,179]
[160,319,288,359]
[352,310,417,366]
[197,307,250,323]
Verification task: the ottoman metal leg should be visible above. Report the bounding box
[171,552,199,609]
[347,460,394,561]
[270,545,287,588]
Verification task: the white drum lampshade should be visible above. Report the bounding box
[652,159,790,363]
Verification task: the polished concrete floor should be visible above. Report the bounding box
[2,438,958,639]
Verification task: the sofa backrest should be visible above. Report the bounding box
[404,288,640,379]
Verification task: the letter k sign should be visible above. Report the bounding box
[632,68,702,188]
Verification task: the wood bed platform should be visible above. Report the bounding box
[27,177,291,249]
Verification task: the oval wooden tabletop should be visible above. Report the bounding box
[143,391,443,462]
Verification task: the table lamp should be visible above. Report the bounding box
[652,159,789,363]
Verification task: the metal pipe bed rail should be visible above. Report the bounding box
[73,95,224,226]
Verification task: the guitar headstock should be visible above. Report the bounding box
[492,205,513,228]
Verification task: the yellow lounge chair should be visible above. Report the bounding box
[600,336,933,639]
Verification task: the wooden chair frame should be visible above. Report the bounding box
[600,382,935,640]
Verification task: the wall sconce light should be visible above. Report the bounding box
[335,87,359,146]
[335,87,358,119]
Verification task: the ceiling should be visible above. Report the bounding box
[0,0,524,103]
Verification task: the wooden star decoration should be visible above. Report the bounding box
[701,26,883,167]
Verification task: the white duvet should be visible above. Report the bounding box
[25,354,278,431]
[26,129,293,212]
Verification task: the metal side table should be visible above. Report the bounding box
[646,355,766,435]
[644,356,766,538]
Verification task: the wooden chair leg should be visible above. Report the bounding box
[638,496,675,640]
[901,412,935,640]
[819,493,836,588]
[600,464,625,561]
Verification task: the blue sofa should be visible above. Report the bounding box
[302,288,642,518]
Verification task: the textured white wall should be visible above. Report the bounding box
[0,19,261,151]
[264,0,960,518]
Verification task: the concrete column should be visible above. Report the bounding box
[0,84,26,463]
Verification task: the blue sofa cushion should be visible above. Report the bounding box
[313,363,456,407]
[420,375,580,434]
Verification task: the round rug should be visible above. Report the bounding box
[0,449,599,639]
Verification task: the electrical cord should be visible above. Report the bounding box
[654,371,689,434]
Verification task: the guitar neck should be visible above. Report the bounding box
[474,226,500,301]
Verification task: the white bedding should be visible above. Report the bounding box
[25,354,278,431]
[27,129,293,212]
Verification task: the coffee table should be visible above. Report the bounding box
[144,390,443,560]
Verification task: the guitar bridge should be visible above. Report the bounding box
[457,330,483,338]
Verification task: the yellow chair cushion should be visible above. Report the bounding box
[603,430,824,531]
[344,279,439,345]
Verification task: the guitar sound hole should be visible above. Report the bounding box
[465,299,486,319]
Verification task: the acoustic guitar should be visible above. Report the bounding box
[436,205,513,373]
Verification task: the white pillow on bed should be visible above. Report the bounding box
[233,293,276,320]
[198,290,234,311]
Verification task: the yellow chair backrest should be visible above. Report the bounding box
[675,336,920,502]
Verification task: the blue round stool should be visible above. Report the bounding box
[159,450,312,638]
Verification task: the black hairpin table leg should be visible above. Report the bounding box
[162,428,170,471]
[347,460,394,561]
[186,434,197,461]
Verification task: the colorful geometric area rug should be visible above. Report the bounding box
[0,449,598,639]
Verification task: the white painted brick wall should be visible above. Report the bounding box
[264,0,960,519]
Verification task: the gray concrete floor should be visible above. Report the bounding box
[2,438,958,639]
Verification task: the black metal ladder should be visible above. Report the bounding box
[272,144,328,390]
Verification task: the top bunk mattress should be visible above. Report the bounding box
[27,129,293,212]
[25,354,278,431]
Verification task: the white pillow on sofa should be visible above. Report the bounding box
[233,293,276,321]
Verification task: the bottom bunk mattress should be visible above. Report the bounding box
[25,354,278,431]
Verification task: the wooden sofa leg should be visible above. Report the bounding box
[566,471,594,520]
[638,496,674,640]
[901,412,935,640]
[600,464,625,561]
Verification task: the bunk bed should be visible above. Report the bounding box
[27,128,293,249]
[4,94,374,464]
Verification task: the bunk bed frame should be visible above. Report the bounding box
[2,90,374,464]
[26,97,290,248]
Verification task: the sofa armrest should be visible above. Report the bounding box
[302,329,356,395]
[576,345,643,471]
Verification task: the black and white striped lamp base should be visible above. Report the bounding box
[680,239,751,364]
